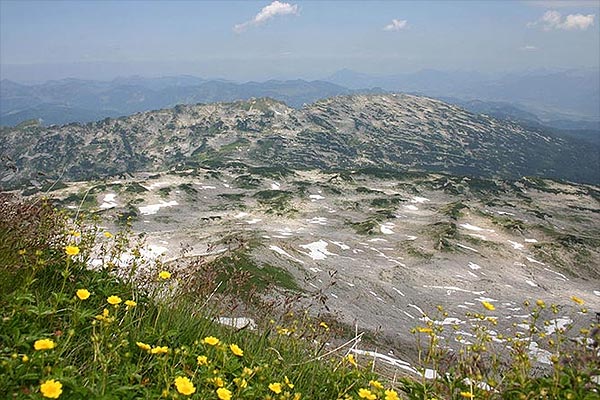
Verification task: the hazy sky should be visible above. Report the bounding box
[1,0,599,82]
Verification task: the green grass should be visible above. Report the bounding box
[0,195,382,399]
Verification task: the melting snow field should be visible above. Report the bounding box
[411,196,430,203]
[100,193,118,209]
[139,201,178,215]
[300,240,337,260]
[380,223,395,234]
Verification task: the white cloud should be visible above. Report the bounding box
[529,10,596,30]
[383,19,408,32]
[562,13,596,29]
[234,1,299,33]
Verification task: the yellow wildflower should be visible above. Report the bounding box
[197,355,209,366]
[203,336,220,346]
[22,355,29,362]
[210,377,225,387]
[65,245,80,256]
[18,249,26,255]
[285,375,294,389]
[417,327,433,333]
[570,295,584,305]
[125,299,137,308]
[242,367,254,377]
[277,327,290,335]
[76,289,90,300]
[216,387,232,400]
[158,270,171,280]
[460,392,474,399]
[103,231,113,238]
[319,321,329,330]
[230,343,244,357]
[95,308,114,323]
[150,346,169,355]
[385,389,399,400]
[34,339,56,351]
[358,388,377,400]
[174,376,196,395]
[69,230,81,237]
[346,353,358,367]
[269,382,283,394]
[40,379,62,398]
[481,301,495,311]
[536,299,545,308]
[369,380,384,390]
[107,295,122,305]
[234,377,248,388]
[136,342,151,351]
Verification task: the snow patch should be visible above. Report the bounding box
[411,196,430,203]
[468,262,481,270]
[331,241,350,250]
[100,193,118,210]
[457,243,479,253]
[217,317,257,330]
[546,317,572,335]
[508,240,524,250]
[139,200,179,215]
[380,222,395,235]
[526,257,545,265]
[424,285,486,296]
[542,267,568,281]
[460,224,494,233]
[307,217,328,225]
[299,240,337,260]
[269,245,304,264]
[529,342,552,365]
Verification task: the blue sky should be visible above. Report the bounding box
[1,0,599,82]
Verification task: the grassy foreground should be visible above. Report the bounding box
[0,193,599,399]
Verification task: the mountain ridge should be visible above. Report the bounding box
[2,94,598,190]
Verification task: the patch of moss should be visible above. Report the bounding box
[440,201,469,220]
[125,182,149,193]
[233,174,262,189]
[206,251,301,293]
[347,219,379,235]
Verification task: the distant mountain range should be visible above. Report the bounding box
[2,70,598,147]
[2,94,598,191]
[0,77,378,126]
[324,68,600,123]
